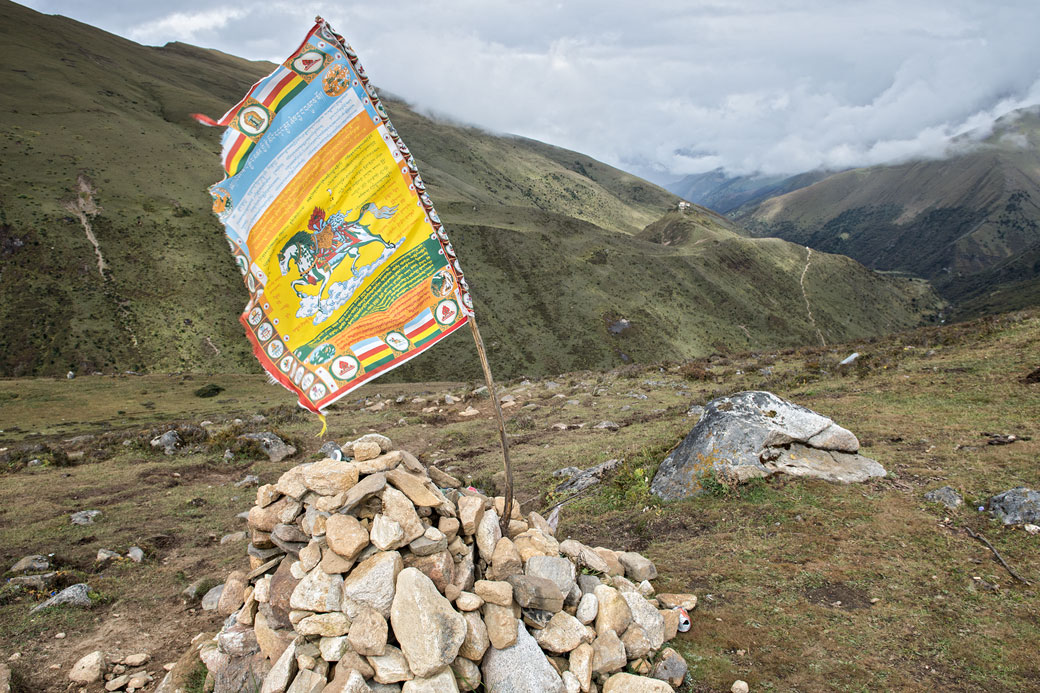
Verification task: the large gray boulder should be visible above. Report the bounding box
[989,488,1040,525]
[481,620,565,693]
[651,391,885,499]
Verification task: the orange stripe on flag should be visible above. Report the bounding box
[246,115,377,259]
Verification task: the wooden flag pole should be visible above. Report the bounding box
[467,315,515,536]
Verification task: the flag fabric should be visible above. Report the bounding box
[199,18,473,415]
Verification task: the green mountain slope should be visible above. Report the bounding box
[666,168,833,215]
[0,0,941,379]
[737,108,1040,317]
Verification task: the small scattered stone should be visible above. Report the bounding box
[732,680,750,693]
[71,510,102,525]
[69,651,105,684]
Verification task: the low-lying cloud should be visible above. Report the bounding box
[22,0,1040,180]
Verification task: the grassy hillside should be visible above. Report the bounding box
[737,108,1040,317]
[667,168,833,215]
[0,0,940,379]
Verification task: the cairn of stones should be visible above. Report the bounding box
[197,434,693,692]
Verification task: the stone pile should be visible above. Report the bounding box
[183,433,693,693]
[68,650,155,690]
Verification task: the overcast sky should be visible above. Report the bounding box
[20,0,1040,182]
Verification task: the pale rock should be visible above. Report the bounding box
[106,674,131,691]
[444,583,461,602]
[261,637,299,693]
[617,552,657,582]
[353,433,393,453]
[339,472,388,513]
[318,636,349,662]
[69,651,105,684]
[576,593,598,624]
[657,593,697,611]
[218,571,247,616]
[451,657,481,691]
[124,653,149,667]
[11,554,49,573]
[353,441,382,462]
[127,546,144,562]
[386,469,443,507]
[320,668,371,693]
[250,498,301,532]
[621,623,651,659]
[255,610,294,662]
[590,630,626,675]
[398,450,426,474]
[201,585,223,612]
[732,681,750,693]
[348,606,388,656]
[610,575,639,594]
[457,496,485,536]
[409,526,447,556]
[481,620,565,693]
[437,517,460,542]
[458,610,490,661]
[290,568,343,612]
[286,669,327,693]
[390,568,466,677]
[303,459,359,496]
[370,515,407,551]
[559,540,610,575]
[302,508,328,537]
[342,551,402,618]
[367,645,413,684]
[592,548,624,577]
[321,549,355,575]
[475,509,502,562]
[325,515,370,561]
[569,642,594,692]
[218,622,260,657]
[487,538,523,580]
[299,542,322,572]
[532,611,587,653]
[276,466,312,500]
[257,484,281,507]
[456,592,483,611]
[238,586,259,625]
[483,603,519,649]
[296,612,351,637]
[290,609,314,624]
[525,555,576,595]
[660,609,679,642]
[577,574,601,595]
[562,670,581,693]
[528,511,555,536]
[602,673,673,692]
[355,450,404,475]
[400,667,459,693]
[513,529,560,562]
[593,586,632,636]
[381,487,425,545]
[326,646,375,680]
[450,545,476,593]
[651,647,687,688]
[473,580,513,606]
[621,592,665,649]
[506,520,529,538]
[638,580,654,597]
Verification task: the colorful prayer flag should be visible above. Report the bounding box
[197,18,473,415]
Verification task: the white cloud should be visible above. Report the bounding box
[128,8,246,45]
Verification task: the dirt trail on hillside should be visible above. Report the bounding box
[63,175,106,278]
[801,246,826,347]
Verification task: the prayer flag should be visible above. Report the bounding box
[197,18,473,416]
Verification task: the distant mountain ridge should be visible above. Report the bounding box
[735,107,1040,317]
[0,0,941,378]
[666,169,832,215]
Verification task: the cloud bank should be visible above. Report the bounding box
[21,0,1040,180]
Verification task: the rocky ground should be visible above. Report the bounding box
[1,310,1038,691]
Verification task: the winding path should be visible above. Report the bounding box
[800,246,826,347]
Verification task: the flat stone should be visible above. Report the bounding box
[201,584,224,611]
[302,459,359,496]
[409,527,448,556]
[257,484,281,507]
[321,667,370,693]
[260,636,300,693]
[483,603,519,649]
[70,509,101,525]
[593,585,632,636]
[321,549,356,575]
[989,487,1040,525]
[621,623,652,659]
[69,650,105,684]
[657,593,697,611]
[353,440,382,462]
[592,547,625,576]
[525,555,576,596]
[367,644,413,684]
[342,551,403,618]
[325,514,370,561]
[559,540,609,575]
[481,619,565,693]
[218,622,260,657]
[290,567,342,613]
[254,609,294,662]
[386,469,443,507]
[348,606,388,657]
[507,575,564,612]
[218,570,248,616]
[250,497,302,532]
[458,611,490,661]
[577,574,601,595]
[602,673,673,692]
[10,554,49,573]
[273,523,309,544]
[296,611,350,636]
[474,580,513,606]
[532,611,587,653]
[340,472,388,513]
[400,667,459,692]
[661,608,680,641]
[391,568,466,677]
[352,433,393,454]
[621,592,665,649]
[30,583,92,613]
[617,552,657,582]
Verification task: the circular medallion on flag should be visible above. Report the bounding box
[445,243,456,258]
[435,299,459,326]
[461,292,474,311]
[431,269,455,298]
[237,104,271,137]
[309,383,327,401]
[322,64,350,96]
[267,340,285,359]
[330,355,360,381]
[385,331,409,352]
[279,355,294,373]
[248,307,263,326]
[292,49,326,75]
[428,210,441,223]
[301,372,315,390]
[293,365,305,385]
[257,322,274,342]
[247,273,256,293]
[437,228,449,242]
